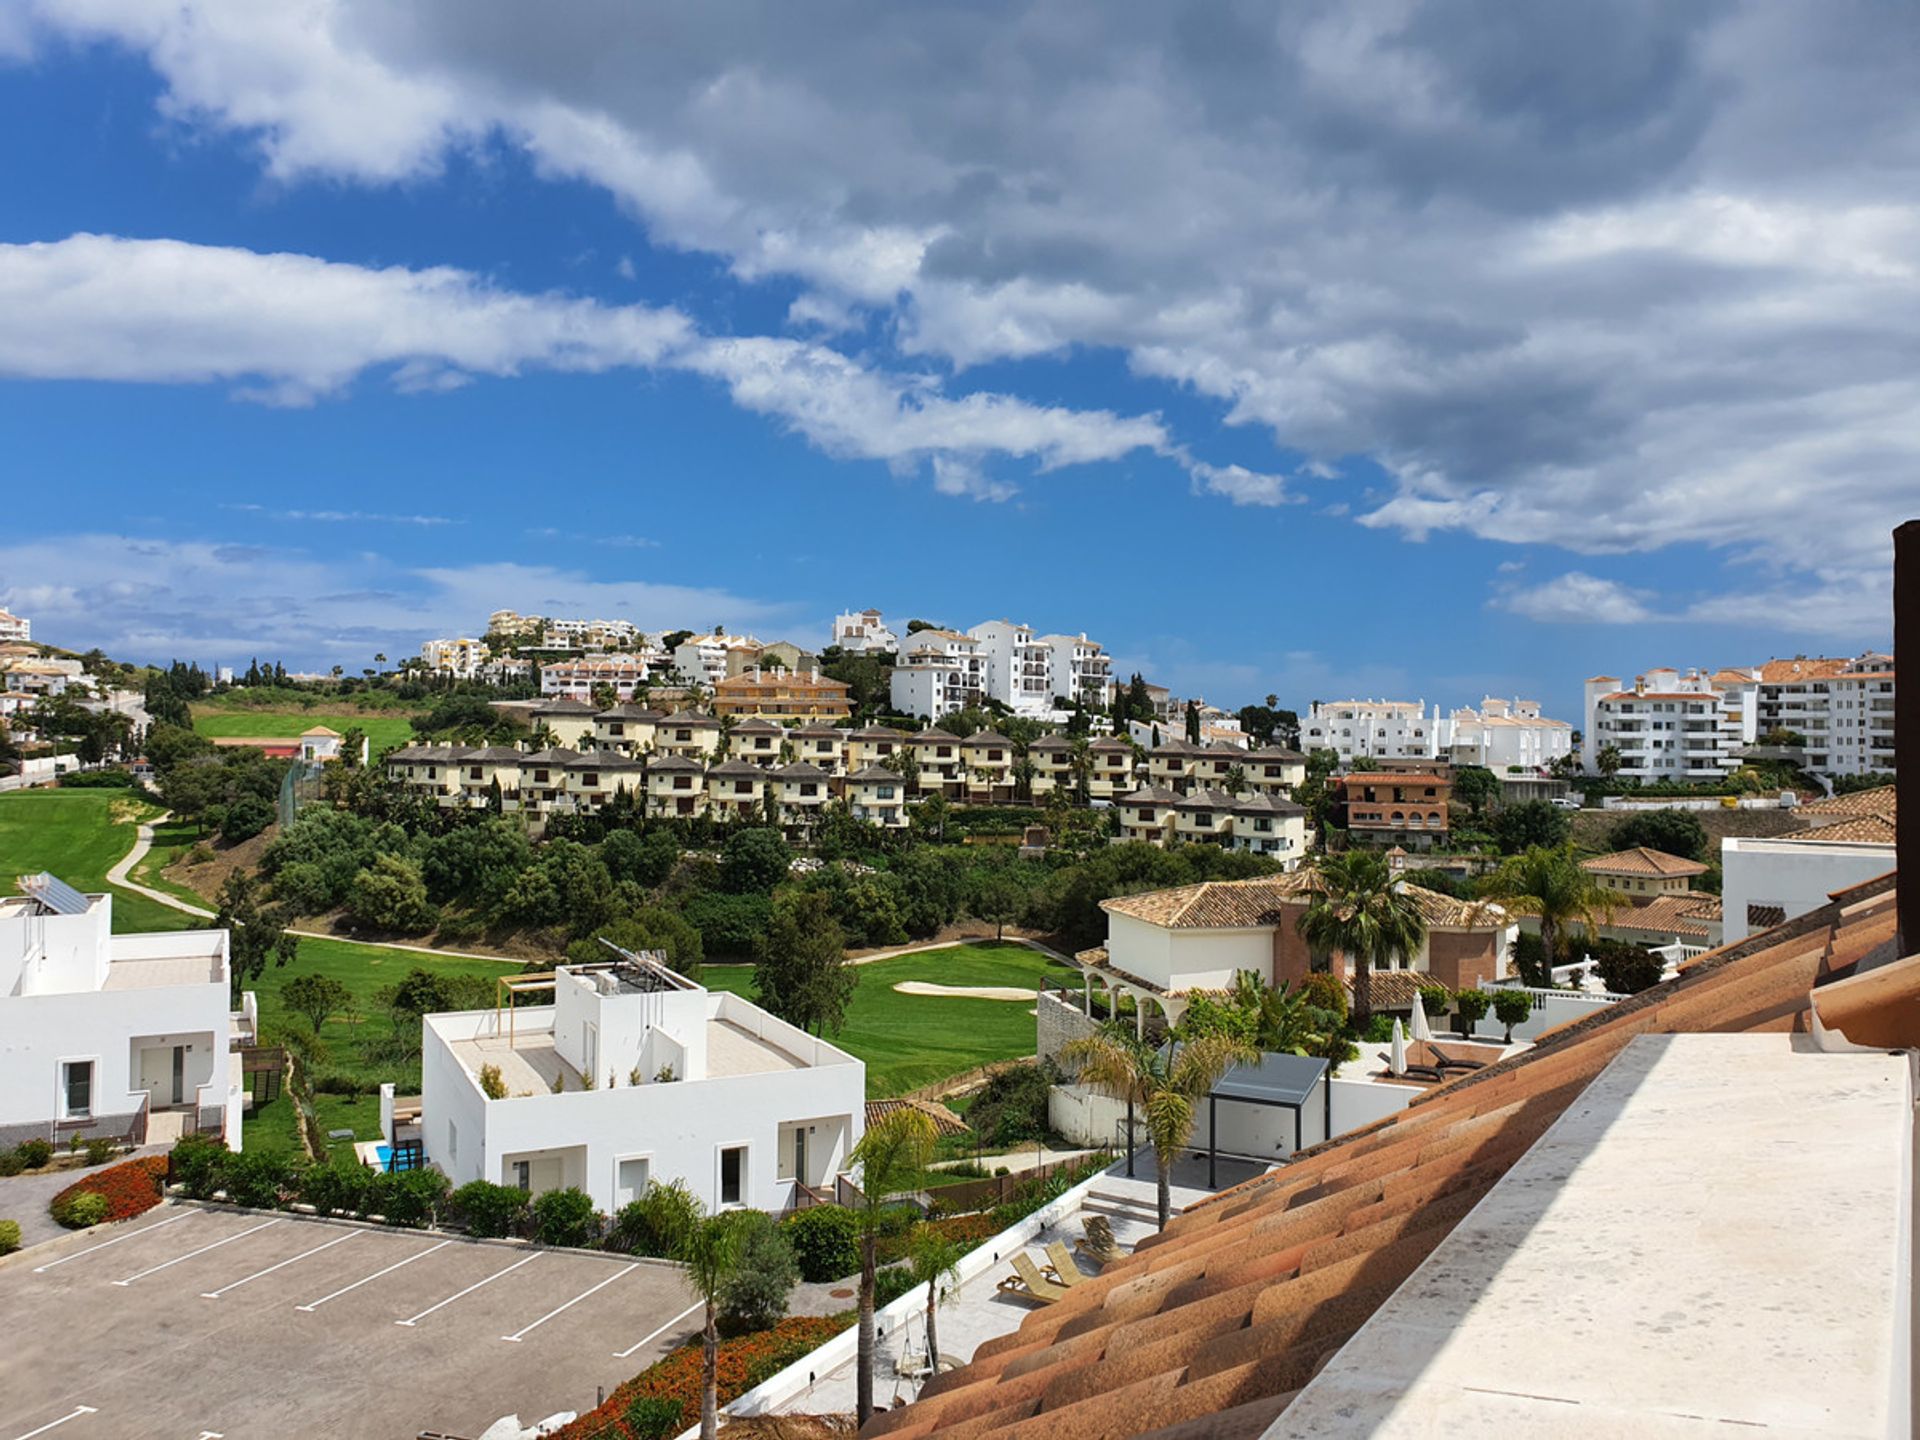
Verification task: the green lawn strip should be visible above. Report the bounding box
[129,814,216,912]
[313,1092,385,1162]
[191,709,419,757]
[0,789,194,932]
[703,942,1080,1098]
[242,1093,306,1158]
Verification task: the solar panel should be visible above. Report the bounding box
[21,872,90,915]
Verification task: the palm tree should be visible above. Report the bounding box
[673,1208,746,1440]
[1478,844,1623,970]
[1296,850,1429,1021]
[1062,1027,1256,1229]
[907,1222,965,1370]
[850,1108,938,1424]
[1068,736,1093,803]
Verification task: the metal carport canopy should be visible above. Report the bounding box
[1204,1050,1331,1187]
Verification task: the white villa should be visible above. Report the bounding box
[420,952,865,1214]
[0,874,249,1150]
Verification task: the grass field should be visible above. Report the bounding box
[0,789,197,932]
[703,941,1081,1097]
[192,708,420,756]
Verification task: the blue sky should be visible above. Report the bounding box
[0,5,1910,723]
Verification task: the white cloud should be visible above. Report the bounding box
[1495,572,1657,625]
[1186,461,1294,508]
[224,503,460,526]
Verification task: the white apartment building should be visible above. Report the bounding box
[480,656,534,686]
[420,953,864,1214]
[0,608,29,642]
[968,620,1058,717]
[1583,668,1759,779]
[1756,653,1896,777]
[3,657,86,697]
[1037,633,1115,710]
[421,637,489,680]
[488,610,541,638]
[542,617,641,650]
[673,632,763,688]
[0,874,248,1150]
[1302,699,1437,765]
[539,655,652,702]
[889,630,985,719]
[832,608,899,654]
[1442,697,1574,773]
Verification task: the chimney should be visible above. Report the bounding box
[1897,519,1918,956]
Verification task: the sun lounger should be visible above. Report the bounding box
[1044,1240,1087,1286]
[996,1250,1072,1305]
[1075,1214,1120,1267]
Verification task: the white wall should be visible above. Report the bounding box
[1721,836,1896,943]
[1107,913,1272,992]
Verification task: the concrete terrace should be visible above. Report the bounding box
[448,1015,809,1094]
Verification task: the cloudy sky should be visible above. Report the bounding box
[0,2,1911,718]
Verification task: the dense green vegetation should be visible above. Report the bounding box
[704,942,1078,1096]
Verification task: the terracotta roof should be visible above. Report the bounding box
[596,704,664,720]
[1101,876,1314,929]
[1606,891,1721,940]
[1350,969,1431,1012]
[912,729,962,745]
[531,697,596,714]
[729,716,784,733]
[1340,771,1450,788]
[645,754,704,773]
[866,1098,969,1139]
[1795,814,1898,845]
[1399,886,1506,929]
[869,874,1906,1440]
[1797,785,1896,821]
[1757,656,1850,683]
[851,726,908,741]
[299,725,342,738]
[1579,846,1709,879]
[967,731,1013,747]
[1027,735,1072,751]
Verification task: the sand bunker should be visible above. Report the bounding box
[892,981,1035,1001]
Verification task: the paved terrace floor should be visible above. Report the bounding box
[772,1154,1268,1418]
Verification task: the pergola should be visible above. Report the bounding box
[1070,947,1191,1035]
[1198,1050,1332,1188]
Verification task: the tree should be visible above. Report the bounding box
[1295,850,1429,1021]
[1596,743,1624,778]
[345,854,438,934]
[849,1108,938,1424]
[1490,798,1571,854]
[969,868,1025,941]
[1491,989,1532,1043]
[282,974,351,1035]
[1607,807,1709,862]
[1452,987,1491,1038]
[1452,765,1500,820]
[214,872,298,1000]
[1183,699,1201,744]
[221,792,275,843]
[907,1221,965,1369]
[1064,1027,1257,1230]
[390,967,454,1020]
[716,1210,799,1334]
[753,890,855,1035]
[1593,939,1666,995]
[673,1207,748,1440]
[1478,844,1622,969]
[719,826,791,893]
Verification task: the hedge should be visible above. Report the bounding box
[552,1315,851,1440]
[49,1155,168,1227]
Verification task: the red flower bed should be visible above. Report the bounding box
[49,1155,168,1224]
[555,1314,851,1440]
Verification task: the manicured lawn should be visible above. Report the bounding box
[130,813,216,912]
[0,789,195,932]
[192,708,420,757]
[703,941,1082,1097]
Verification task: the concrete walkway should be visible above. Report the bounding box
[0,1145,170,1250]
[105,813,527,966]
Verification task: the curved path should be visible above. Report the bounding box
[106,813,528,966]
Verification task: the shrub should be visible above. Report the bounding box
[966,1062,1055,1148]
[871,1263,918,1308]
[313,1072,367,1096]
[1492,989,1534,1042]
[1452,988,1492,1036]
[621,1395,684,1440]
[1298,971,1348,1023]
[609,1179,700,1258]
[169,1134,229,1200]
[84,1137,116,1167]
[52,1155,167,1224]
[0,1150,23,1177]
[370,1168,450,1228]
[1509,930,1555,988]
[224,1150,299,1209]
[717,1211,799,1336]
[221,793,274,843]
[434,910,488,943]
[299,1158,373,1218]
[16,1139,53,1169]
[52,1190,111,1229]
[451,1180,531,1238]
[1593,939,1667,996]
[478,1064,508,1101]
[1607,808,1710,862]
[0,1219,19,1255]
[532,1186,602,1247]
[781,1203,860,1281]
[1416,984,1452,1023]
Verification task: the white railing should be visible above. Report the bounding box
[1478,979,1630,1009]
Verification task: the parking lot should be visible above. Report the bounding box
[0,1204,702,1440]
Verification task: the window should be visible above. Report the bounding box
[61,1060,93,1119]
[877,785,896,800]
[719,1146,746,1206]
[511,1160,531,1191]
[583,772,599,787]
[617,1157,651,1207]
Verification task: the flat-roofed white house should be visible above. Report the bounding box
[420,953,864,1214]
[0,874,249,1150]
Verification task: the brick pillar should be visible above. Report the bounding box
[1896,520,1919,956]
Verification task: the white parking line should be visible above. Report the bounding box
[112,1219,284,1287]
[200,1229,363,1298]
[31,1212,195,1272]
[501,1264,634,1342]
[396,1252,540,1327]
[612,1299,704,1359]
[294,1239,452,1312]
[9,1406,97,1439]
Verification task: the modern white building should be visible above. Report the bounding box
[832,609,899,655]
[1442,697,1574,772]
[967,620,1056,716]
[539,655,652,702]
[889,630,986,719]
[0,875,248,1150]
[1756,653,1896,778]
[420,952,865,1215]
[542,617,641,650]
[421,637,490,680]
[1720,786,1898,943]
[1036,634,1114,710]
[1301,699,1438,765]
[673,632,764,689]
[1582,667,1760,779]
[0,608,28,642]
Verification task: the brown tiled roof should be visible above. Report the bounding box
[1340,771,1450,787]
[1100,876,1314,929]
[1797,785,1896,821]
[868,874,1905,1440]
[1757,656,1849,683]
[1606,891,1721,940]
[1796,813,1897,844]
[1399,886,1506,929]
[866,1098,970,1139]
[1350,969,1429,1012]
[1580,846,1708,879]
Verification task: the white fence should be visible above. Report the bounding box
[1598,793,1796,812]
[1469,979,1625,1042]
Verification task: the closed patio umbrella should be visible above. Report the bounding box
[1389,1017,1407,1077]
[1409,992,1432,1044]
